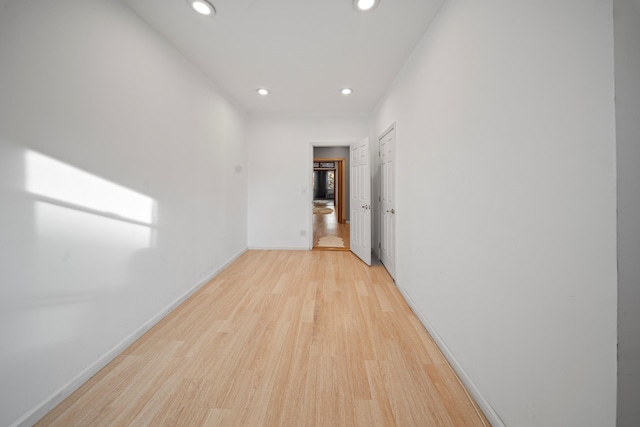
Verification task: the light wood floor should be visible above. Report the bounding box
[37,251,489,426]
[313,201,350,251]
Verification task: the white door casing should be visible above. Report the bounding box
[380,126,396,278]
[350,137,371,265]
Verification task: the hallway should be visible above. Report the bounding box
[38,251,489,426]
[313,200,350,251]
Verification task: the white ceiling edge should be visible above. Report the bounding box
[121,0,446,117]
[120,0,250,119]
[371,0,448,118]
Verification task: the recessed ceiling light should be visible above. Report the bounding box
[341,88,353,95]
[189,0,215,16]
[257,88,270,96]
[353,0,379,12]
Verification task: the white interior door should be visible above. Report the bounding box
[380,127,396,278]
[350,137,371,265]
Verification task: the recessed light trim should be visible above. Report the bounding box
[257,88,270,96]
[353,0,379,12]
[189,0,215,16]
[340,88,353,95]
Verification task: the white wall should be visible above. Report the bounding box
[374,1,617,426]
[247,116,368,249]
[614,0,640,425]
[0,1,247,425]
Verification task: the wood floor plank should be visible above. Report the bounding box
[364,360,399,427]
[36,250,489,426]
[425,364,492,427]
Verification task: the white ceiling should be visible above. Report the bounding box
[122,0,445,115]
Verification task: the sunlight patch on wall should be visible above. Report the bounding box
[25,150,154,225]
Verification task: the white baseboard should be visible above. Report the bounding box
[393,279,505,427]
[17,247,248,427]
[248,246,309,251]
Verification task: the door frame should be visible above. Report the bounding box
[308,143,351,250]
[313,158,346,223]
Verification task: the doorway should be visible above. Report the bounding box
[313,158,349,250]
[312,147,350,250]
[309,141,372,265]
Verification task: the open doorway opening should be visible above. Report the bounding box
[312,147,350,250]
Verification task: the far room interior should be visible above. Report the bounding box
[313,146,350,251]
